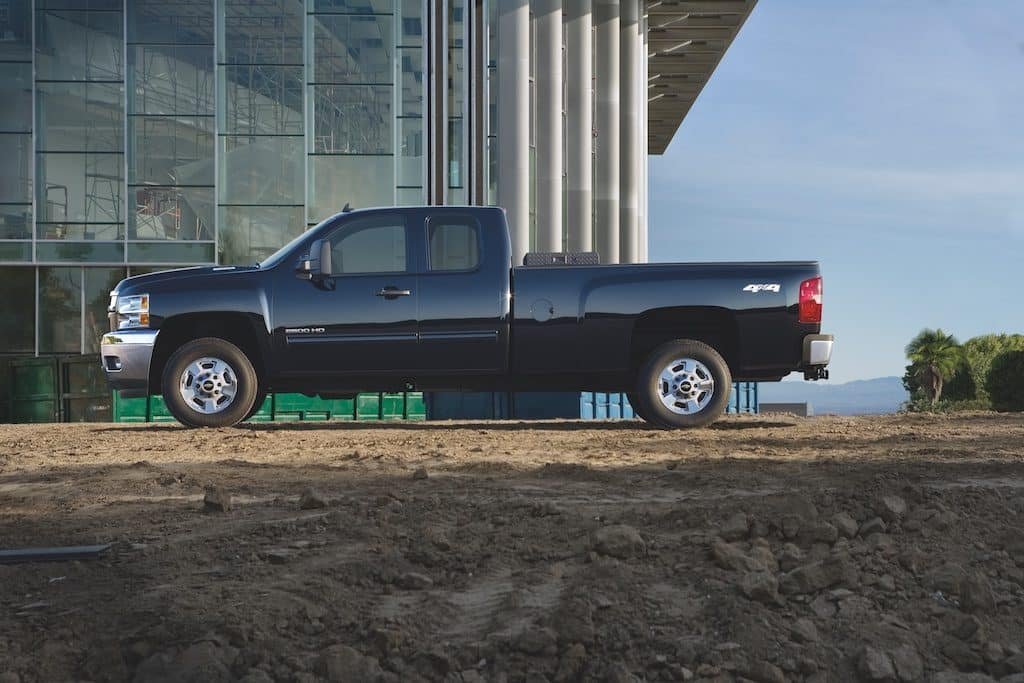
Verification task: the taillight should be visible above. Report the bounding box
[799,276,822,324]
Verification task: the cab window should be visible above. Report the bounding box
[428,218,479,271]
[328,215,407,275]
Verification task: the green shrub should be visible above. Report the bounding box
[985,350,1024,412]
[963,334,1024,402]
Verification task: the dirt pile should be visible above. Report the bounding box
[0,413,1022,681]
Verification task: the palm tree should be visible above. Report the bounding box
[905,329,963,405]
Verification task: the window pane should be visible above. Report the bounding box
[129,45,214,116]
[84,267,126,352]
[396,117,422,187]
[130,116,215,186]
[37,223,122,240]
[0,205,32,240]
[329,218,405,274]
[220,136,303,205]
[0,0,32,62]
[309,155,394,223]
[0,243,32,261]
[398,48,423,116]
[0,64,33,132]
[130,186,213,240]
[397,0,422,47]
[223,0,304,65]
[312,1,393,15]
[37,82,124,152]
[429,220,478,271]
[0,267,34,351]
[39,266,82,353]
[221,66,303,135]
[127,241,214,263]
[0,134,32,204]
[36,9,123,81]
[312,15,394,84]
[36,152,123,223]
[37,241,124,262]
[127,0,214,46]
[311,85,392,154]
[395,187,423,206]
[218,206,304,266]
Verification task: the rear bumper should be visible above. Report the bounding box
[100,329,158,397]
[802,333,833,379]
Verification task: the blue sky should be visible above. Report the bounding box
[649,1,1024,383]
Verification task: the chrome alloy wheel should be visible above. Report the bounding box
[179,357,238,415]
[656,357,715,415]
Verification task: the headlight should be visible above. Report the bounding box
[117,294,150,329]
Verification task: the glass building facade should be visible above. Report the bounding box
[0,0,479,356]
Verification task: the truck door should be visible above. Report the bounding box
[415,211,509,373]
[274,212,418,376]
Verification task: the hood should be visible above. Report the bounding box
[114,265,260,294]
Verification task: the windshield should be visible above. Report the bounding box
[258,213,342,269]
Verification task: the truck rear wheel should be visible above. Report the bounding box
[633,339,731,429]
[161,337,259,428]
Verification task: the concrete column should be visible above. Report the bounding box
[565,0,593,253]
[497,0,531,265]
[535,0,563,253]
[640,8,649,263]
[594,0,619,264]
[618,0,639,263]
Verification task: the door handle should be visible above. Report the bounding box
[376,287,412,299]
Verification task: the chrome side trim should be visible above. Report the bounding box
[101,330,159,346]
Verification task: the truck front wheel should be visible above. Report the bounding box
[161,337,259,428]
[634,339,731,429]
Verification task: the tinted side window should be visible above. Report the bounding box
[329,216,406,275]
[428,219,479,271]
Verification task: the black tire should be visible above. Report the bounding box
[161,337,259,428]
[633,339,731,429]
[243,391,269,423]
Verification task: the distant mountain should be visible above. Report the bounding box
[756,376,908,416]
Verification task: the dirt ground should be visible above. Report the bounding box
[1,413,1023,683]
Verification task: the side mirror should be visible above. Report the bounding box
[296,239,333,281]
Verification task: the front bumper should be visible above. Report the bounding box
[100,329,159,397]
[802,333,833,380]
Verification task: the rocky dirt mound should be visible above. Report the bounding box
[0,413,1022,682]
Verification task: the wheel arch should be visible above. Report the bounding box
[629,306,740,374]
[149,312,270,394]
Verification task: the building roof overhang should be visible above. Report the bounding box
[646,0,758,154]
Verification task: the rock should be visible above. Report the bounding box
[513,627,557,655]
[0,674,20,683]
[551,597,595,644]
[711,539,765,573]
[779,556,849,595]
[299,488,328,509]
[203,485,232,512]
[239,671,275,683]
[263,549,296,564]
[135,643,236,683]
[555,644,587,682]
[605,662,642,683]
[592,525,645,559]
[982,642,1004,664]
[927,563,967,594]
[412,467,429,480]
[876,495,908,523]
[942,638,983,670]
[740,571,780,605]
[810,594,837,619]
[318,644,384,682]
[943,613,984,642]
[888,644,923,682]
[738,661,786,683]
[833,512,859,539]
[960,571,996,614]
[719,512,750,541]
[781,515,802,539]
[859,517,887,538]
[804,521,839,545]
[778,543,805,572]
[931,675,994,683]
[790,618,819,644]
[858,645,896,681]
[1004,654,1024,673]
[749,541,779,572]
[927,510,957,533]
[395,572,433,590]
[898,549,926,575]
[876,574,896,592]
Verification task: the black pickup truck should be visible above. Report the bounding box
[101,206,832,429]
